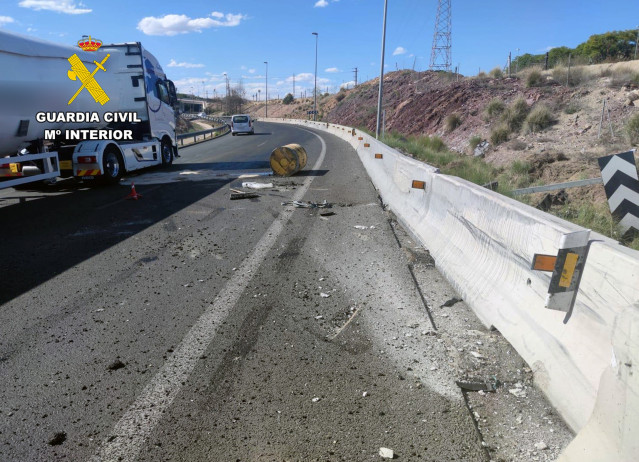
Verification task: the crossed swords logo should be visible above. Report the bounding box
[67,53,110,105]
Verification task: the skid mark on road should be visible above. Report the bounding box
[90,129,326,462]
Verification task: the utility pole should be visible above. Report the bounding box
[353,67,358,87]
[635,26,639,60]
[375,0,388,139]
[264,61,268,117]
[312,32,319,121]
[293,74,295,99]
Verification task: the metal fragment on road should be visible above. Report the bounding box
[455,376,499,392]
[281,199,332,208]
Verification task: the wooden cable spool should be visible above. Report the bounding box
[270,143,308,176]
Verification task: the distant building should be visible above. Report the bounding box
[178,99,204,114]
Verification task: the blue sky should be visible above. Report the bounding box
[2,0,639,99]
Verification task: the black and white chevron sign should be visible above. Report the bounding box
[598,150,639,233]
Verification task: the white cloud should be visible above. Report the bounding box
[393,46,407,56]
[168,59,205,68]
[18,0,91,14]
[325,67,339,73]
[314,0,329,7]
[340,80,355,89]
[248,68,255,74]
[137,12,246,36]
[211,11,224,19]
[0,16,15,25]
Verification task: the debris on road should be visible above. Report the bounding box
[320,211,336,217]
[320,292,330,298]
[230,188,260,200]
[379,447,394,459]
[48,432,67,446]
[440,297,463,307]
[509,382,527,398]
[535,442,549,451]
[281,200,332,208]
[241,182,273,189]
[312,397,321,403]
[107,359,126,371]
[455,377,500,392]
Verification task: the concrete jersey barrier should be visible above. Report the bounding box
[264,118,639,461]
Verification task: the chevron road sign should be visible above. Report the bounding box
[598,150,639,234]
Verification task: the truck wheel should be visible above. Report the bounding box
[102,149,123,184]
[161,140,173,166]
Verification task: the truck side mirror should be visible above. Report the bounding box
[167,80,178,108]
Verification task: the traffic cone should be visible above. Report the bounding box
[126,182,142,200]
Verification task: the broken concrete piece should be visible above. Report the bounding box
[241,182,274,189]
[509,388,527,398]
[320,293,330,298]
[535,441,548,450]
[379,447,394,459]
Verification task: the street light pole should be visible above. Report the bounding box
[264,61,268,118]
[375,0,388,139]
[312,32,318,121]
[635,27,638,60]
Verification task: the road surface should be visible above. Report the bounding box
[0,122,566,461]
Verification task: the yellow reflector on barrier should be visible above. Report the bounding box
[559,253,579,288]
[375,153,383,159]
[412,180,426,190]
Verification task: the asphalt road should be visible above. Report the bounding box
[0,122,487,461]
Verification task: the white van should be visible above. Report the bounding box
[231,114,254,135]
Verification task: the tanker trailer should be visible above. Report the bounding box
[0,31,178,188]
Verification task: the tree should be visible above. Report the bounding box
[282,93,294,105]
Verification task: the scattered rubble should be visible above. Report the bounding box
[379,447,394,459]
[48,432,66,446]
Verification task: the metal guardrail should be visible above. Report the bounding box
[511,177,603,195]
[176,123,229,146]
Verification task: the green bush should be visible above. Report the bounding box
[484,98,506,119]
[335,91,346,102]
[489,67,504,79]
[523,104,556,133]
[626,113,639,145]
[282,93,294,105]
[500,97,530,132]
[510,160,532,175]
[445,113,462,132]
[564,102,581,114]
[490,124,510,145]
[552,65,586,86]
[469,135,482,151]
[526,69,544,87]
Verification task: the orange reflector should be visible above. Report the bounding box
[412,180,426,189]
[364,143,370,147]
[559,253,579,288]
[532,254,557,272]
[375,153,383,159]
[358,137,363,140]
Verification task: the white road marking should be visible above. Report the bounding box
[90,129,326,462]
[257,141,267,147]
